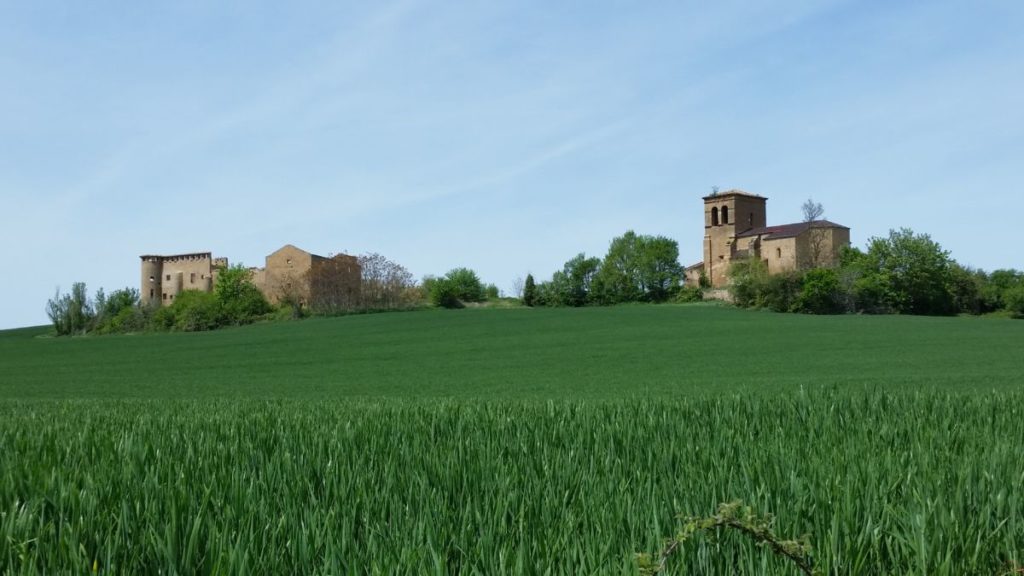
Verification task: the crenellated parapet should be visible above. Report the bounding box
[139,252,223,307]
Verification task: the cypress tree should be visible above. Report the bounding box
[523,274,536,307]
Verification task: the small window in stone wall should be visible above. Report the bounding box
[150,289,154,298]
[776,247,782,258]
[166,274,171,281]
[722,206,729,224]
[190,272,196,284]
[149,275,155,283]
[748,213,754,226]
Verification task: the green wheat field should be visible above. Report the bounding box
[2,305,1023,574]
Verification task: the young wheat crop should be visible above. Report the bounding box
[1,391,1021,574]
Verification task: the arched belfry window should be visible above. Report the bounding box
[722,206,729,224]
[711,207,719,226]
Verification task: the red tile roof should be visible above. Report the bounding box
[736,220,848,239]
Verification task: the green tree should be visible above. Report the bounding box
[484,284,500,300]
[523,274,536,306]
[561,253,601,306]
[215,264,272,324]
[420,275,439,303]
[93,288,141,333]
[532,278,560,307]
[443,268,485,303]
[636,235,682,302]
[856,228,956,315]
[838,246,891,313]
[981,269,1024,312]
[595,231,643,304]
[796,268,843,314]
[948,264,984,315]
[594,232,682,304]
[45,282,94,336]
[1005,286,1024,318]
[429,278,462,308]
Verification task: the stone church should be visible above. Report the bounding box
[684,190,850,288]
[140,244,360,307]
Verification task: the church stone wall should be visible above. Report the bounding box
[763,237,798,275]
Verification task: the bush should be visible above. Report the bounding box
[96,306,148,334]
[761,272,802,313]
[276,295,306,320]
[444,268,486,303]
[151,305,177,331]
[1005,286,1024,319]
[728,259,770,308]
[532,280,557,307]
[698,270,711,289]
[796,268,843,314]
[484,284,500,300]
[978,269,1024,313]
[427,268,487,308]
[429,279,463,309]
[420,276,439,302]
[675,285,703,303]
[169,290,223,332]
[93,288,141,334]
[222,284,272,324]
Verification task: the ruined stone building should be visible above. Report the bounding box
[140,244,360,308]
[684,190,850,288]
[249,244,360,307]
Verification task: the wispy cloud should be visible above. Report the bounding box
[407,119,633,205]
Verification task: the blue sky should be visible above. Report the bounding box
[2,1,1022,328]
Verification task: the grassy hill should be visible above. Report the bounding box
[2,304,1022,399]
[2,305,1023,574]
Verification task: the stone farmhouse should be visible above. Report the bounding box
[140,244,360,307]
[684,190,850,288]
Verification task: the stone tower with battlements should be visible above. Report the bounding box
[139,252,225,307]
